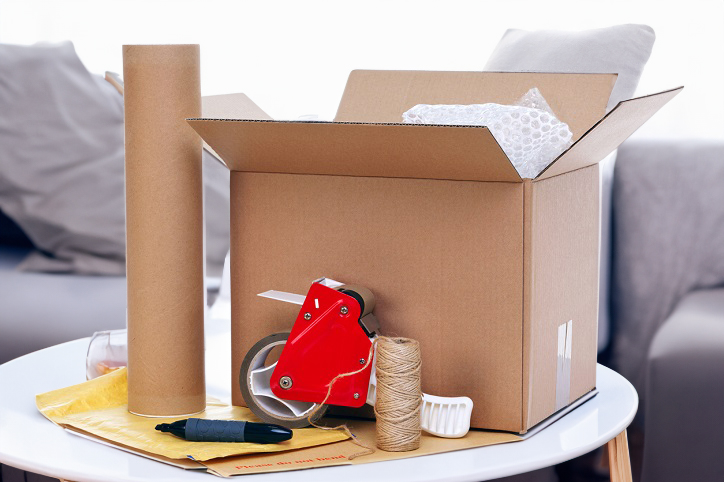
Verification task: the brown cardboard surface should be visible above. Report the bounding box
[536,87,684,180]
[523,165,600,429]
[201,93,272,165]
[201,93,272,121]
[229,172,525,431]
[123,44,205,416]
[187,120,521,182]
[335,70,617,140]
[202,418,521,477]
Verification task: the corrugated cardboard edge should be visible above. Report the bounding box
[200,93,272,166]
[186,119,523,183]
[535,87,684,180]
[522,179,534,432]
[522,165,600,429]
[518,388,598,440]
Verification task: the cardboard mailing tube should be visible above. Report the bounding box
[124,45,205,416]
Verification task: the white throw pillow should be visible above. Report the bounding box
[483,24,656,352]
[484,24,655,111]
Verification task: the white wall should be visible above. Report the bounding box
[1,0,721,139]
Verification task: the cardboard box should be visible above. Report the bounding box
[189,71,681,433]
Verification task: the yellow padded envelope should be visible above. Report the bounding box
[36,368,348,461]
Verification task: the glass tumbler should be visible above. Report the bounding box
[86,329,128,380]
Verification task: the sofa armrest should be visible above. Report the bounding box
[642,288,724,482]
[611,139,724,395]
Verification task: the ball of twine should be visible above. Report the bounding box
[374,336,422,452]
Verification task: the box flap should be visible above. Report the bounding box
[186,120,523,182]
[535,87,683,180]
[335,70,617,141]
[202,93,272,121]
[201,93,271,165]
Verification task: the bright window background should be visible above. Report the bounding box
[1,0,721,139]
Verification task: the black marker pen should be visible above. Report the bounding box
[155,419,293,444]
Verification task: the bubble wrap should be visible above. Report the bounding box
[402,88,572,179]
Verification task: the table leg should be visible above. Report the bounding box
[607,429,633,482]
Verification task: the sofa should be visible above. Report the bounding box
[0,243,127,364]
[610,140,724,482]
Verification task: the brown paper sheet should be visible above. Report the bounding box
[202,417,521,476]
[123,44,205,416]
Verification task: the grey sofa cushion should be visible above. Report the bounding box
[0,247,126,364]
[483,24,656,352]
[0,42,126,274]
[0,42,230,276]
[612,140,724,399]
[642,288,724,482]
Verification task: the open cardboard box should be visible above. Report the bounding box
[189,71,681,433]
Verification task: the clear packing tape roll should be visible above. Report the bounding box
[402,88,573,179]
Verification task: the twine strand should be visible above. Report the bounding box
[305,335,423,458]
[374,337,422,452]
[306,340,377,460]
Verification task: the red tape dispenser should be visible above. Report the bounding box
[240,278,473,438]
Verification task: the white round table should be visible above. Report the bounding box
[0,331,637,482]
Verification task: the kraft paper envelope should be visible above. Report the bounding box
[36,368,348,462]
